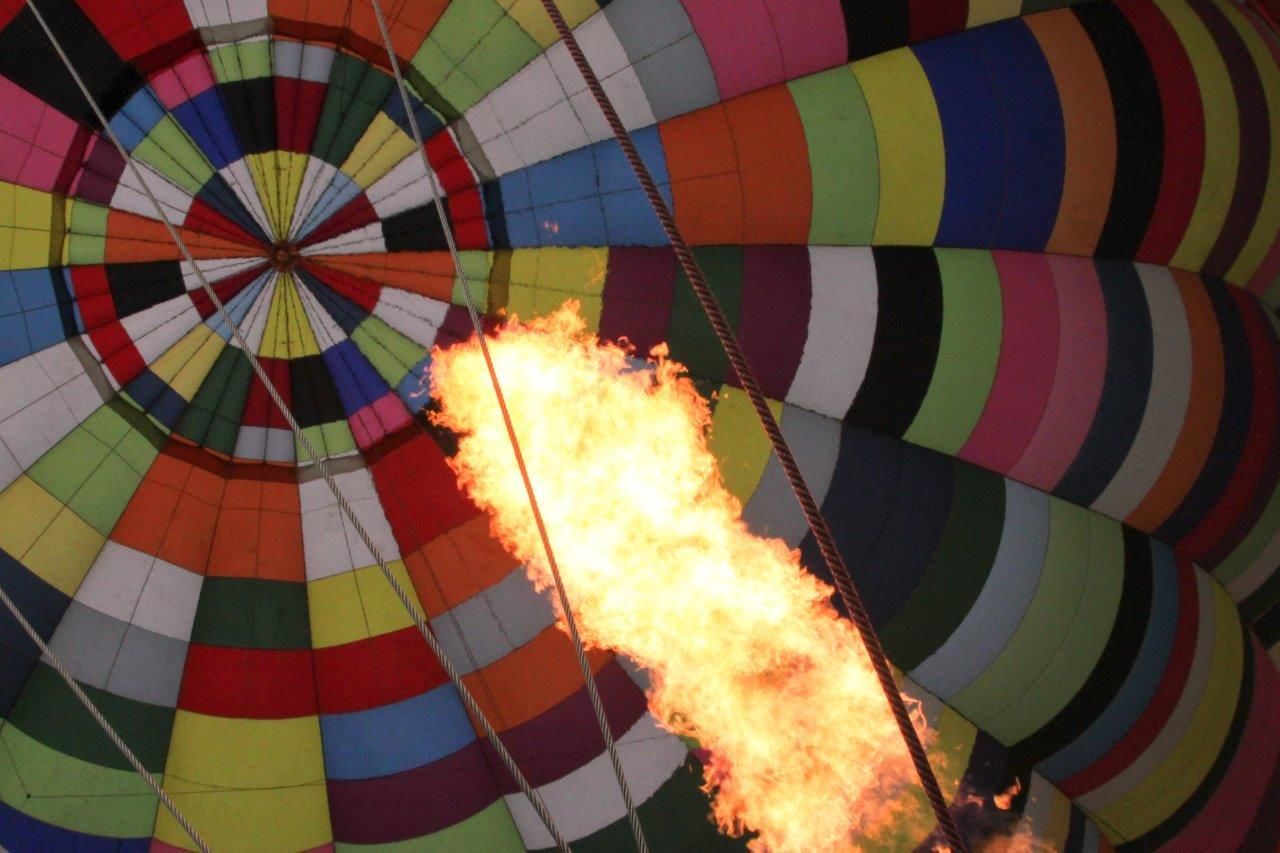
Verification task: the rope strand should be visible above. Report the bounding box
[26,3,571,848]
[531,3,969,850]
[365,5,650,851]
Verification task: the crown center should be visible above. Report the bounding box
[268,241,300,273]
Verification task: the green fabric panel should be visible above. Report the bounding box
[0,724,158,838]
[787,66,878,246]
[190,577,311,649]
[296,421,356,464]
[6,664,173,772]
[457,17,539,106]
[175,345,245,453]
[411,0,530,114]
[69,452,143,535]
[133,122,214,196]
[336,800,523,851]
[27,427,108,504]
[985,512,1124,743]
[532,757,750,853]
[667,247,743,384]
[66,201,107,265]
[880,463,1005,671]
[313,55,396,168]
[947,496,1092,735]
[352,316,425,384]
[409,42,484,116]
[102,396,168,458]
[455,250,493,308]
[209,41,271,82]
[902,249,1003,455]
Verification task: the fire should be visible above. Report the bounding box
[429,302,926,851]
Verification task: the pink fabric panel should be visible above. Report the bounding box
[0,77,77,191]
[372,392,412,434]
[959,251,1060,474]
[150,51,216,109]
[762,0,849,79]
[1008,254,1109,490]
[681,0,785,99]
[1160,638,1280,852]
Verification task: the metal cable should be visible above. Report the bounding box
[0,583,211,853]
[365,5,650,851]
[532,3,969,850]
[26,3,571,848]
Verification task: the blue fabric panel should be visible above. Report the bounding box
[914,35,1003,248]
[0,551,69,717]
[527,146,598,206]
[1037,540,1180,780]
[602,188,666,245]
[320,684,475,779]
[0,801,149,852]
[0,315,30,364]
[300,273,366,334]
[974,20,1066,249]
[1055,259,1153,505]
[395,354,433,413]
[208,274,270,341]
[595,126,670,193]
[124,368,168,411]
[801,426,954,628]
[296,173,361,240]
[322,339,391,415]
[172,88,243,170]
[108,89,165,152]
[380,91,445,141]
[533,198,608,246]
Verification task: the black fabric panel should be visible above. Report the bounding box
[1240,749,1280,851]
[1241,561,1280,625]
[1156,278,1253,543]
[219,77,277,156]
[1073,1,1164,259]
[800,426,953,630]
[382,204,450,252]
[482,181,509,250]
[196,175,271,245]
[1255,600,1280,646]
[1063,807,1088,853]
[1055,259,1153,505]
[0,0,141,128]
[844,247,943,438]
[1117,624,1255,851]
[0,550,67,717]
[1008,527,1154,768]
[51,268,80,337]
[841,0,910,61]
[106,260,185,318]
[289,354,347,428]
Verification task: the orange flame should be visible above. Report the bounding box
[430,302,926,851]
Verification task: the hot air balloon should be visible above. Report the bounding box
[0,0,1277,849]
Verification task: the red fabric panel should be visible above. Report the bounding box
[78,0,199,74]
[909,0,968,43]
[241,357,293,430]
[298,261,381,313]
[179,645,319,718]
[1123,0,1205,265]
[299,195,378,248]
[184,198,264,249]
[367,428,478,554]
[70,266,147,385]
[312,627,446,714]
[425,131,474,195]
[275,78,326,154]
[189,264,269,320]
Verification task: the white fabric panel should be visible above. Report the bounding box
[184,0,268,28]
[373,287,449,348]
[109,161,193,223]
[181,257,264,291]
[367,156,438,219]
[300,468,401,581]
[131,554,205,642]
[507,714,688,848]
[124,300,201,366]
[0,344,99,486]
[78,543,203,644]
[303,226,386,256]
[221,159,272,235]
[1092,264,1192,520]
[786,248,878,418]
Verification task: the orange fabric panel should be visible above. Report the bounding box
[105,210,260,263]
[308,253,456,301]
[111,457,187,556]
[661,104,745,245]
[269,0,445,66]
[723,85,812,244]
[406,514,520,616]
[1126,270,1224,531]
[1028,10,1117,257]
[209,474,305,582]
[462,625,612,732]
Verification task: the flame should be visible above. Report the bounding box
[429,302,927,851]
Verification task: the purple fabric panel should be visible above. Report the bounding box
[599,247,677,356]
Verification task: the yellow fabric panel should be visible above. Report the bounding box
[269,151,312,239]
[343,113,418,189]
[966,0,1021,28]
[0,183,55,270]
[0,476,103,597]
[852,51,945,246]
[1222,0,1280,284]
[157,711,331,850]
[1160,0,1239,272]
[308,560,418,648]
[499,0,598,47]
[506,247,608,331]
[259,275,320,359]
[148,326,222,398]
[243,152,287,240]
[707,387,782,506]
[1093,583,1244,838]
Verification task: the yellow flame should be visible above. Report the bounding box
[430,302,926,851]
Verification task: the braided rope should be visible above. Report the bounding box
[365,4,650,851]
[0,583,212,852]
[532,3,969,850]
[26,3,571,848]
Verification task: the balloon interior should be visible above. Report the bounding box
[0,0,1277,850]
